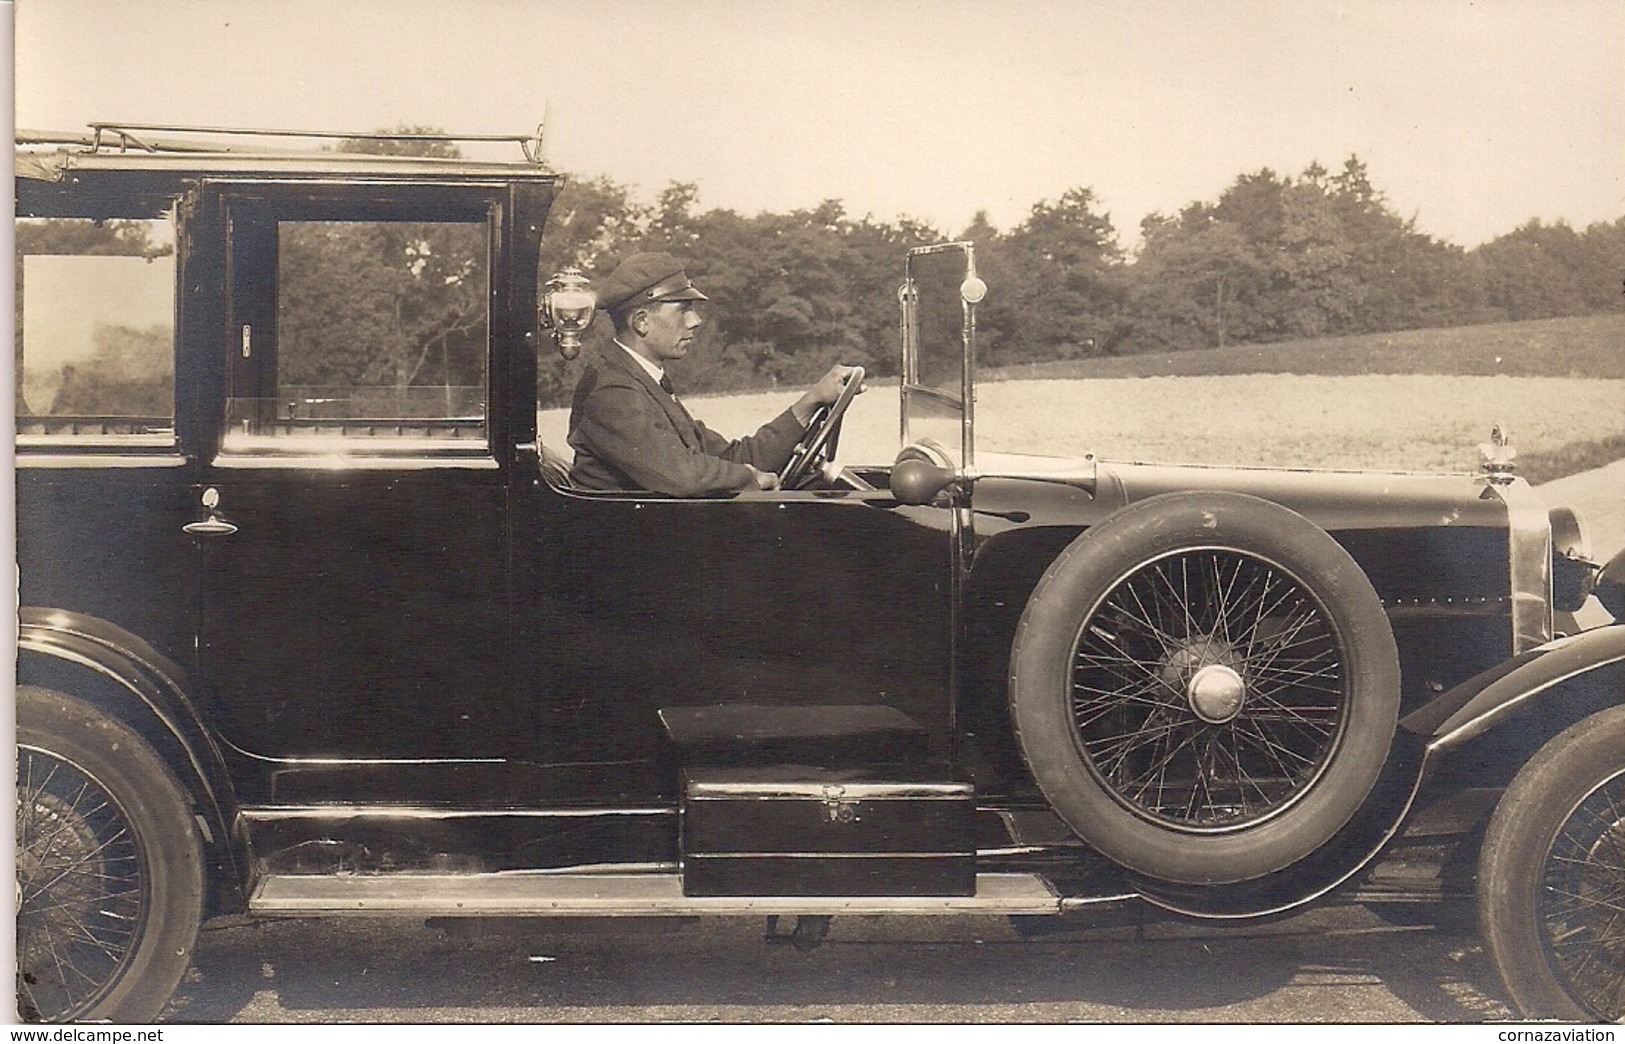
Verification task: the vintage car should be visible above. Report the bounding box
[14,125,1625,1023]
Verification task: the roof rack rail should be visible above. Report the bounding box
[20,122,550,165]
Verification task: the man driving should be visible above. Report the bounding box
[568,252,862,496]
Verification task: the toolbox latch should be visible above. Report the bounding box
[820,784,860,824]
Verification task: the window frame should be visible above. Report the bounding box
[216,188,504,464]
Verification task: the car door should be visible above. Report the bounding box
[517,483,960,799]
[14,201,201,668]
[194,183,530,791]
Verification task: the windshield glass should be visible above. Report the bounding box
[900,243,975,466]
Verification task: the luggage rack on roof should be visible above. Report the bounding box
[16,122,550,165]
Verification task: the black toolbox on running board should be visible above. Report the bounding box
[680,766,976,897]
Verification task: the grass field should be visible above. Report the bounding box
[542,374,1624,477]
[982,313,1625,382]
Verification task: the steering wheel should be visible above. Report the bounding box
[779,366,864,490]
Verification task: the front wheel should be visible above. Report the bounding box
[16,685,205,1023]
[1479,703,1625,1022]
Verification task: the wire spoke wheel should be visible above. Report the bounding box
[1071,548,1346,831]
[1481,703,1625,1022]
[1535,767,1625,1020]
[15,746,148,1021]
[14,685,204,1023]
[1010,492,1398,886]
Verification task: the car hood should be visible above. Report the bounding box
[972,451,1511,532]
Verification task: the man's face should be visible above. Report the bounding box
[638,301,703,363]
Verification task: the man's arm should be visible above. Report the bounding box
[695,408,804,475]
[696,363,863,476]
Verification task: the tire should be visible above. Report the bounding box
[15,685,205,1023]
[1478,703,1625,1022]
[1009,491,1400,885]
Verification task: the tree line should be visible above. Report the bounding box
[539,155,1623,404]
[18,135,1621,418]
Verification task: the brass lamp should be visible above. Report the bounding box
[540,268,597,360]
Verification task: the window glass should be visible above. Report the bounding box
[15,217,176,441]
[901,246,971,466]
[224,219,490,452]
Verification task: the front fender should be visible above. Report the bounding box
[17,607,249,911]
[1403,624,1625,754]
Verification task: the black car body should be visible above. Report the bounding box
[14,126,1624,1022]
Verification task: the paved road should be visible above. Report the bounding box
[164,901,1518,1024]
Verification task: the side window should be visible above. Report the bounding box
[223,217,491,453]
[15,216,177,443]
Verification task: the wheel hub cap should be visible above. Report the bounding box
[1187,663,1247,723]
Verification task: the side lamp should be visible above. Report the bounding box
[540,268,597,360]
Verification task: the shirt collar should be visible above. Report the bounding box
[614,339,666,385]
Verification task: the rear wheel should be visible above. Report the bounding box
[1009,492,1400,885]
[1479,703,1625,1022]
[15,685,205,1023]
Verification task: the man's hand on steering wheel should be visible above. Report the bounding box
[746,464,781,491]
[791,364,866,427]
[780,364,866,490]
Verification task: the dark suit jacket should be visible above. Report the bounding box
[567,344,804,496]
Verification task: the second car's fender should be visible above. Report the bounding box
[1403,624,1625,754]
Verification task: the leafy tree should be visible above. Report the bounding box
[995,188,1126,361]
[1475,219,1595,321]
[1321,157,1482,333]
[1121,157,1493,352]
[539,174,650,277]
[616,188,939,395]
[1572,217,1625,313]
[1131,210,1268,351]
[845,211,944,377]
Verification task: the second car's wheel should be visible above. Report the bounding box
[15,685,205,1023]
[1478,703,1625,1022]
[1009,492,1400,885]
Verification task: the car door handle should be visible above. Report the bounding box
[186,486,237,536]
[183,516,238,537]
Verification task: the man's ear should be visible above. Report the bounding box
[630,307,650,335]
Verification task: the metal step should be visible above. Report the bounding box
[250,870,1062,917]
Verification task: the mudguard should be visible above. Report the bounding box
[1404,624,1625,753]
[16,607,249,910]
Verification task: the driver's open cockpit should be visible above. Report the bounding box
[536,241,984,502]
[536,352,870,498]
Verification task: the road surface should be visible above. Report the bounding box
[164,901,1519,1024]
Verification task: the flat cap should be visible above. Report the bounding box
[596,252,709,312]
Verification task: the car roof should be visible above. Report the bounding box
[16,124,563,185]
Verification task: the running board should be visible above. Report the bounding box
[250,871,1062,917]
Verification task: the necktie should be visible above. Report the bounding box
[657,373,699,441]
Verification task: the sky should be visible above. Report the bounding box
[10,0,1625,250]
